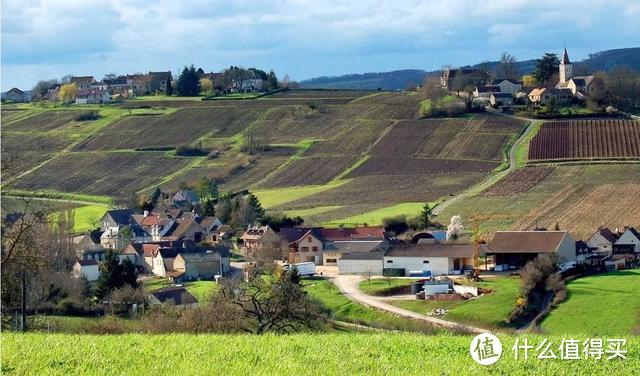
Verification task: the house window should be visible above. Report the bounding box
[326,258,337,264]
[312,246,318,252]
[308,237,313,243]
[301,247,309,252]
[423,260,429,264]
[386,260,393,264]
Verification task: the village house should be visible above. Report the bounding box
[148,71,173,94]
[491,79,522,96]
[586,228,619,254]
[71,259,100,281]
[2,88,31,102]
[486,231,577,269]
[143,244,229,280]
[99,209,150,250]
[69,76,96,90]
[171,190,201,211]
[126,74,151,95]
[241,78,263,93]
[441,68,487,91]
[240,225,285,260]
[279,227,324,264]
[528,87,572,105]
[172,249,230,281]
[149,286,197,308]
[76,229,107,261]
[490,92,514,107]
[75,88,111,104]
[161,218,206,243]
[613,227,640,254]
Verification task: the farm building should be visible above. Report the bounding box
[486,231,576,268]
[586,228,619,254]
[149,287,197,308]
[72,260,100,281]
[383,243,477,276]
[2,87,31,102]
[337,251,384,275]
[527,87,572,105]
[614,227,640,254]
[323,240,388,265]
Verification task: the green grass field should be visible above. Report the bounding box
[2,333,636,375]
[388,277,520,330]
[254,182,347,208]
[302,278,439,333]
[142,278,218,301]
[541,270,640,336]
[50,204,108,233]
[328,202,429,226]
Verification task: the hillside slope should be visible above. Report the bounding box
[300,47,640,90]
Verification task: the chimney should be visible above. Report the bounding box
[143,210,149,217]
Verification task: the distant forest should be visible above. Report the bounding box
[300,47,640,90]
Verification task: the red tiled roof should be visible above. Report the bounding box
[321,227,385,241]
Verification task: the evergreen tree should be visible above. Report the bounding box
[202,199,216,216]
[176,65,201,96]
[420,203,433,229]
[533,53,560,85]
[150,187,162,208]
[246,194,265,222]
[95,251,139,300]
[94,250,121,300]
[267,70,278,90]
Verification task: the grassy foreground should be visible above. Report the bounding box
[541,270,640,336]
[2,332,636,375]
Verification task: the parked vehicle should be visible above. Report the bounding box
[283,262,316,276]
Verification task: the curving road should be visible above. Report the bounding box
[331,275,488,334]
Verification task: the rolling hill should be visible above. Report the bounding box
[300,47,640,90]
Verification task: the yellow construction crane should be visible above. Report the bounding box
[471,214,491,280]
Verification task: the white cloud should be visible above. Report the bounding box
[2,0,638,90]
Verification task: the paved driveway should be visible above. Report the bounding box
[331,275,488,334]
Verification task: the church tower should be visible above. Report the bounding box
[559,48,573,84]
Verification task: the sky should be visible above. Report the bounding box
[2,0,639,91]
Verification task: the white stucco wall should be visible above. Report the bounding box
[383,256,450,276]
[555,233,577,263]
[337,259,383,275]
[586,233,613,253]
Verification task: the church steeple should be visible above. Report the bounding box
[561,48,571,64]
[559,48,573,84]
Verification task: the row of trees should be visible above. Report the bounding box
[176,64,282,96]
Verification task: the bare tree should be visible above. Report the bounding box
[496,52,519,80]
[219,268,323,334]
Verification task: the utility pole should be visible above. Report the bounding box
[21,270,27,332]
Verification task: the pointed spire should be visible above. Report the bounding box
[562,48,571,64]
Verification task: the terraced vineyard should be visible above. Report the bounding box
[74,107,266,150]
[438,164,640,239]
[11,152,191,196]
[3,92,529,226]
[529,119,640,161]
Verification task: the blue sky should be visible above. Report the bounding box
[2,0,639,91]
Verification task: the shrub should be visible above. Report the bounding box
[175,143,208,157]
[382,215,408,234]
[74,111,100,121]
